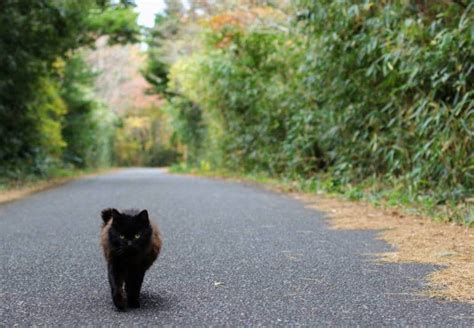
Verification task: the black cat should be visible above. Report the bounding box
[100,208,162,311]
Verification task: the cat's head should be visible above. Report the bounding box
[102,208,153,255]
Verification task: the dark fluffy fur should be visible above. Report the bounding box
[100,208,162,311]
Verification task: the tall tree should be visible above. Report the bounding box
[164,0,184,16]
[0,0,139,176]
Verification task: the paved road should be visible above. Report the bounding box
[1,168,473,326]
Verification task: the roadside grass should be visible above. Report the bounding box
[0,167,111,204]
[170,163,474,303]
[170,163,473,227]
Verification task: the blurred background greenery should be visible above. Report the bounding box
[0,0,472,223]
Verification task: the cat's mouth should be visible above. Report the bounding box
[123,245,139,253]
[115,245,138,255]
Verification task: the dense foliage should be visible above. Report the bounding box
[60,55,115,168]
[147,1,473,222]
[113,106,180,167]
[296,0,473,203]
[144,9,205,164]
[0,0,139,180]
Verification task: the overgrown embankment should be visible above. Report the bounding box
[0,1,139,186]
[146,1,473,224]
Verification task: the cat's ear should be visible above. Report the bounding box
[136,209,149,225]
[111,209,124,225]
[101,208,121,224]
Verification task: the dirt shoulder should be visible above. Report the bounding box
[0,178,71,204]
[292,193,473,304]
[0,168,114,205]
[176,170,473,304]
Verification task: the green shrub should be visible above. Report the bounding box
[0,0,139,179]
[113,106,181,167]
[159,2,472,221]
[61,55,115,168]
[296,0,473,202]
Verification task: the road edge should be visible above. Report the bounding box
[170,170,474,304]
[0,168,117,205]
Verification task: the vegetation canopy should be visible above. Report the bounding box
[144,0,473,224]
[0,0,472,224]
[0,0,139,180]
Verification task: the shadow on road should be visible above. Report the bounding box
[139,290,175,312]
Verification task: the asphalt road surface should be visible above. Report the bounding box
[1,168,473,326]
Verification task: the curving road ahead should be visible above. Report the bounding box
[1,168,473,326]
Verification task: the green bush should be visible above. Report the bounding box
[0,0,139,179]
[61,55,115,168]
[296,0,473,202]
[113,106,181,167]
[159,2,472,221]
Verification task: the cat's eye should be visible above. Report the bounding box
[119,235,125,240]
[134,234,141,239]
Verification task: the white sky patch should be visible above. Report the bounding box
[134,0,166,28]
[182,0,191,10]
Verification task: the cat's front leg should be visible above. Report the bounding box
[125,269,145,308]
[108,264,126,311]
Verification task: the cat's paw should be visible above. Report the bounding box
[128,299,140,308]
[113,294,127,311]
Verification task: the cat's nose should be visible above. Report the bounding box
[127,241,132,246]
